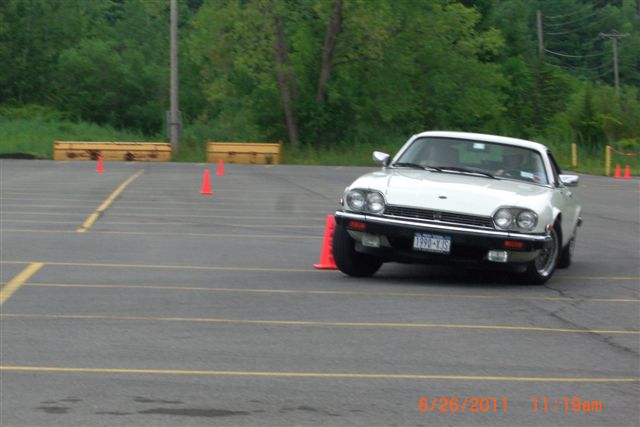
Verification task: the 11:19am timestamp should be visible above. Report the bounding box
[531,396,603,413]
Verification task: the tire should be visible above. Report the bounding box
[332,223,383,277]
[557,231,576,269]
[520,226,560,285]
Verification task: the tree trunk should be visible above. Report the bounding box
[316,0,343,103]
[272,11,299,146]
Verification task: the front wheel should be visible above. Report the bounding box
[557,231,576,269]
[520,227,560,285]
[332,224,382,277]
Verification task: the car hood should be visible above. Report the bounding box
[349,169,551,216]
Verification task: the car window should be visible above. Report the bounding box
[396,137,549,184]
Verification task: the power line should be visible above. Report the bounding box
[545,27,599,36]
[546,59,613,72]
[547,53,614,68]
[543,9,604,28]
[543,48,605,59]
[546,62,615,81]
[543,0,608,20]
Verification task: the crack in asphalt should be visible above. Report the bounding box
[537,302,639,358]
[257,169,338,201]
[543,283,586,308]
[549,309,639,358]
[532,283,640,357]
[584,212,639,226]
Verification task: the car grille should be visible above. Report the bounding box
[383,205,494,229]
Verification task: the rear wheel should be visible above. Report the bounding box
[332,224,382,277]
[520,226,559,285]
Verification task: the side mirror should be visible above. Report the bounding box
[559,174,579,187]
[373,151,390,166]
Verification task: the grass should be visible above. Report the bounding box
[548,141,639,176]
[1,115,637,175]
[282,140,405,166]
[0,117,159,159]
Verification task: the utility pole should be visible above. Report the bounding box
[169,0,180,152]
[600,30,629,92]
[536,10,544,59]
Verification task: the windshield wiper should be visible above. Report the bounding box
[436,166,496,179]
[392,162,441,172]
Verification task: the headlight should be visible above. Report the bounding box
[516,210,537,230]
[493,209,513,229]
[493,207,538,232]
[366,192,385,213]
[346,190,366,211]
[345,190,385,213]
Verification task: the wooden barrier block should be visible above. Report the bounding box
[207,141,282,165]
[53,141,171,161]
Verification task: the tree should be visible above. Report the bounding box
[0,0,111,104]
[316,0,342,103]
[268,0,300,145]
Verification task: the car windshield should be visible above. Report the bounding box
[394,137,549,185]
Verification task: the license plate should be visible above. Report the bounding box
[413,233,451,254]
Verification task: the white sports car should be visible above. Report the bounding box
[333,131,582,284]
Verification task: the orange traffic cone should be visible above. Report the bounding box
[623,165,632,179]
[96,154,104,173]
[314,215,337,270]
[216,159,225,176]
[200,169,213,195]
[613,164,621,179]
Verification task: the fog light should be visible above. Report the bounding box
[362,233,381,248]
[487,250,508,263]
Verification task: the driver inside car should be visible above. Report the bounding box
[495,151,524,178]
[495,149,547,183]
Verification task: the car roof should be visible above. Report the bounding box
[412,131,548,153]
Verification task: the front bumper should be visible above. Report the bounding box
[335,211,552,266]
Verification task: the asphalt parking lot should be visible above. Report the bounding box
[1,159,638,427]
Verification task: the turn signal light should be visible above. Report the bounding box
[347,220,367,231]
[503,240,524,250]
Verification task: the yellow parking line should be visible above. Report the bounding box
[107,205,323,213]
[0,196,105,203]
[1,260,638,282]
[2,189,318,196]
[1,366,637,382]
[2,204,96,209]
[0,263,44,306]
[1,230,79,234]
[1,197,329,206]
[1,211,325,221]
[1,229,322,239]
[77,170,144,232]
[556,276,640,281]
[1,219,321,228]
[2,313,638,335]
[0,260,314,273]
[1,220,82,225]
[24,283,640,304]
[0,212,89,217]
[104,223,321,228]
